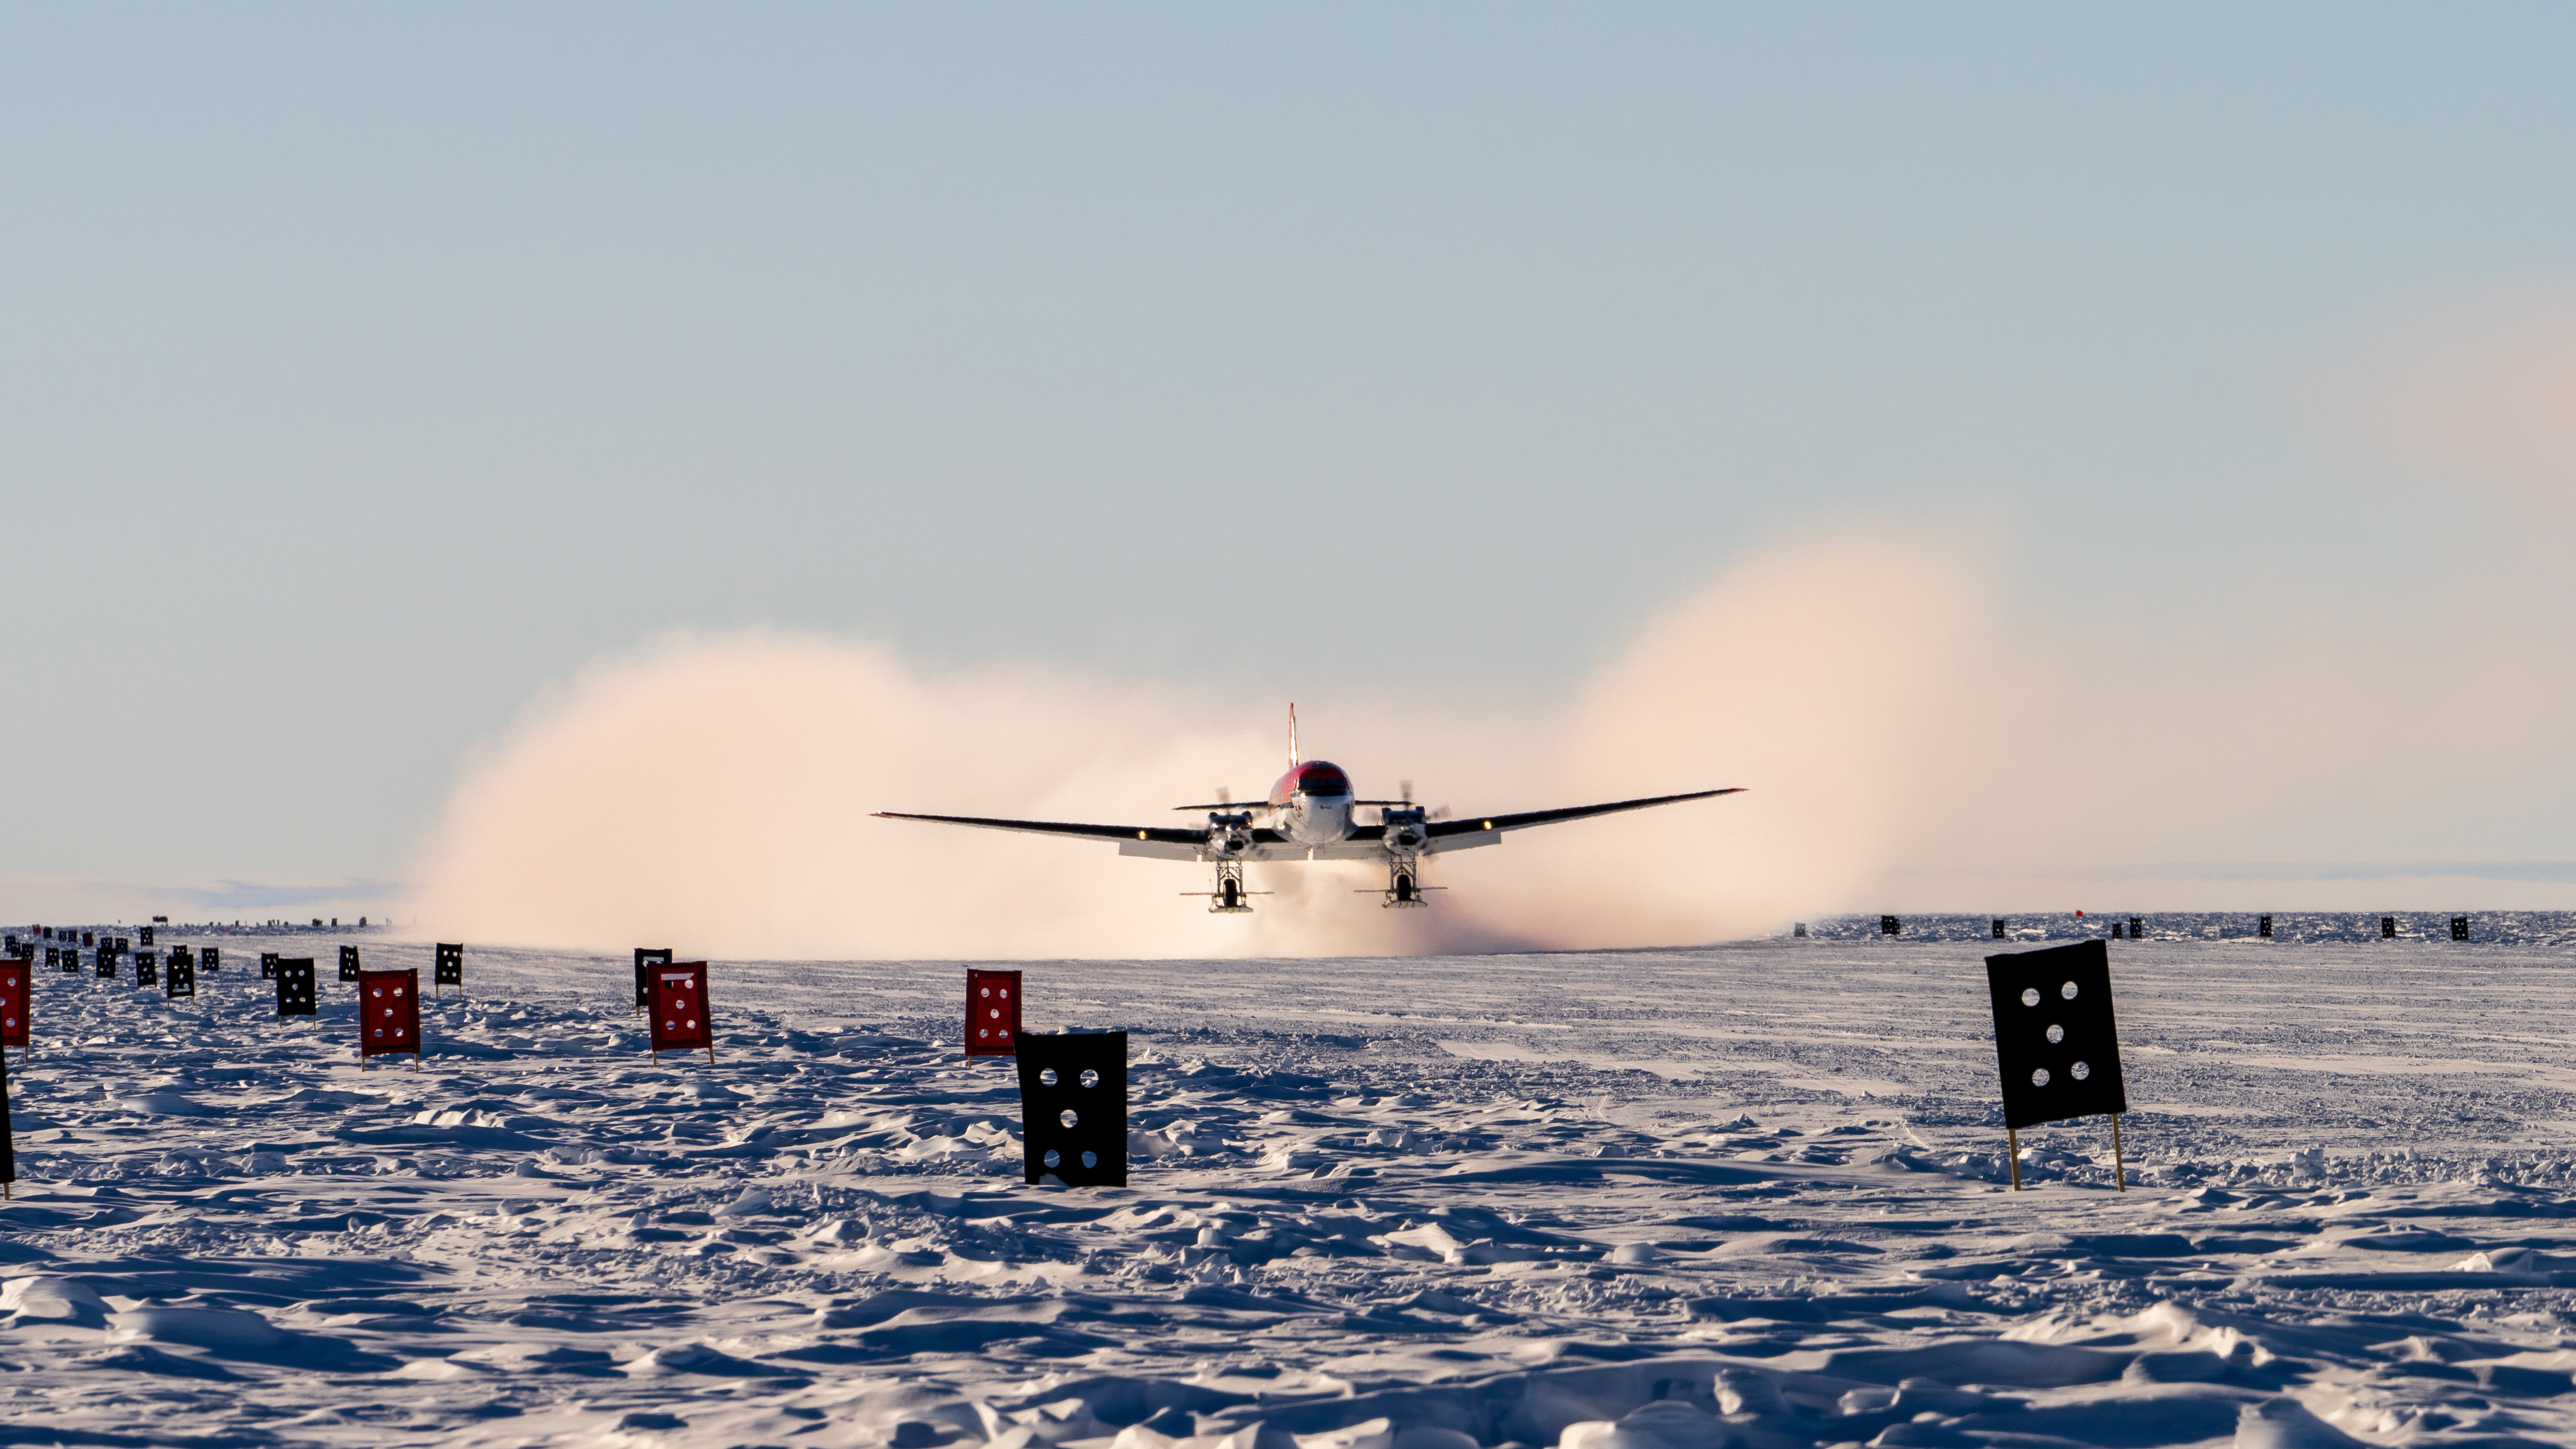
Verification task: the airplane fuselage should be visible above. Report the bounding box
[1270,760,1355,847]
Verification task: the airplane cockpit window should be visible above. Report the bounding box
[1297,765,1351,796]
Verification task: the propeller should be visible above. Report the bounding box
[1216,786,1231,806]
[1398,779,1413,804]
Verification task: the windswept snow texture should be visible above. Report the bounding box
[7,932,2576,1447]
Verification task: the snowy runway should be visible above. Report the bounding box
[6,924,2576,1447]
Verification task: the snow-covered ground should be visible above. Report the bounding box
[6,925,2576,1447]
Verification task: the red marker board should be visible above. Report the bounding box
[650,962,714,1062]
[0,962,26,1053]
[358,968,422,1067]
[965,969,1022,1057]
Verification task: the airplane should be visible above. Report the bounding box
[875,706,1743,912]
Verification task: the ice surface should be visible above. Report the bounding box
[5,928,2576,1446]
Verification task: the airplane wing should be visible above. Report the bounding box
[873,811,1302,863]
[1418,787,1743,853]
[874,811,1209,847]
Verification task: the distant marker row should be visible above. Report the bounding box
[1789,913,2486,940]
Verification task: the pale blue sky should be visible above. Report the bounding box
[5,5,2573,908]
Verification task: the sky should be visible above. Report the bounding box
[6,6,2575,939]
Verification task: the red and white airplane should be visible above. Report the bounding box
[875,707,1742,912]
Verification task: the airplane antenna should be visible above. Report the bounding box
[1288,703,1299,768]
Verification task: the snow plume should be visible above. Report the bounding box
[1460,527,1989,947]
[403,530,1980,957]
[405,636,1339,959]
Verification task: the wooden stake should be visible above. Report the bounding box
[2007,1126,2021,1190]
[706,1044,716,1066]
[2110,1113,2126,1193]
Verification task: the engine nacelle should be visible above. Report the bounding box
[1205,811,1254,857]
[1380,805,1429,854]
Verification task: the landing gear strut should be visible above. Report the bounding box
[1195,859,1262,914]
[1379,857,1436,909]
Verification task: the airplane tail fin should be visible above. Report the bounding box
[1288,703,1299,768]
